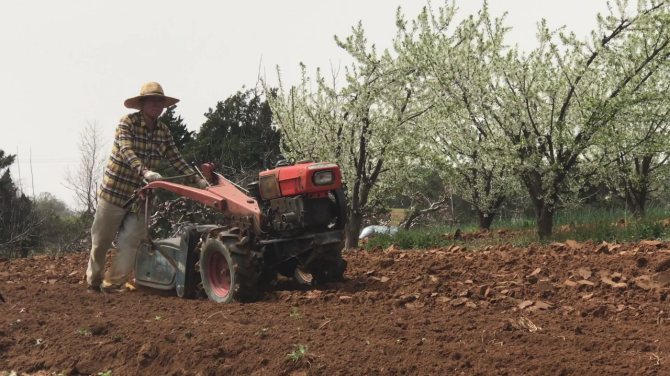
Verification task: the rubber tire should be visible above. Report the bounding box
[199,237,261,303]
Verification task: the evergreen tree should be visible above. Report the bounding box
[0,149,36,258]
[159,105,194,150]
[187,89,280,185]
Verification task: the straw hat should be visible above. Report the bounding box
[124,82,179,110]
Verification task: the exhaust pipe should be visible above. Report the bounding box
[281,213,298,223]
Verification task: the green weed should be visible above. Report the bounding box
[290,307,302,319]
[285,344,308,362]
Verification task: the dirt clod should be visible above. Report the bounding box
[592,305,607,317]
[577,267,592,280]
[450,297,469,307]
[656,258,670,272]
[537,280,553,293]
[566,240,581,250]
[89,325,108,336]
[564,280,577,287]
[577,280,595,287]
[137,342,159,367]
[594,244,609,254]
[518,300,534,309]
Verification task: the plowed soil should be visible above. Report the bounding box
[3,240,670,375]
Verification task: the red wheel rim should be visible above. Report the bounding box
[208,251,231,298]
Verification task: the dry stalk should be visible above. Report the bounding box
[204,311,227,324]
[651,353,661,366]
[318,319,332,330]
[509,316,542,332]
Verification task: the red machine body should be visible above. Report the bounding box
[126,160,348,304]
[133,161,344,236]
[140,174,261,222]
[258,162,342,199]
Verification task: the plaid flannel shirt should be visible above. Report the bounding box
[98,111,196,212]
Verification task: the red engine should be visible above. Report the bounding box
[248,161,346,236]
[258,162,342,199]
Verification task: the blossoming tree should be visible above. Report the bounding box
[266,23,430,249]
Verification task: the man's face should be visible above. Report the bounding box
[142,97,165,118]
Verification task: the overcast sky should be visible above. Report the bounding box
[1,0,612,209]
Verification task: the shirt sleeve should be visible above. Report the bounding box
[117,117,146,176]
[163,129,196,179]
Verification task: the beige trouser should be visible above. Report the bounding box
[85,198,147,287]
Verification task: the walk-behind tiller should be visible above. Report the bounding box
[122,158,348,303]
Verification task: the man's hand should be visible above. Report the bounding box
[143,170,162,182]
[196,177,209,189]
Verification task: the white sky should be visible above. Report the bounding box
[1,0,611,209]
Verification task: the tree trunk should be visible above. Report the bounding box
[523,170,555,240]
[626,187,647,218]
[634,191,647,217]
[528,185,554,239]
[536,204,553,240]
[627,155,652,218]
[475,196,504,230]
[477,210,495,230]
[345,210,363,250]
[402,210,421,230]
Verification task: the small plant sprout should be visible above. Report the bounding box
[77,328,92,336]
[98,371,112,376]
[184,331,193,339]
[155,315,163,321]
[35,338,43,345]
[285,344,309,362]
[254,327,269,336]
[290,307,302,319]
[112,334,123,343]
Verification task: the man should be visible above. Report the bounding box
[86,82,208,293]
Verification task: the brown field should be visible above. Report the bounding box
[2,240,670,375]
